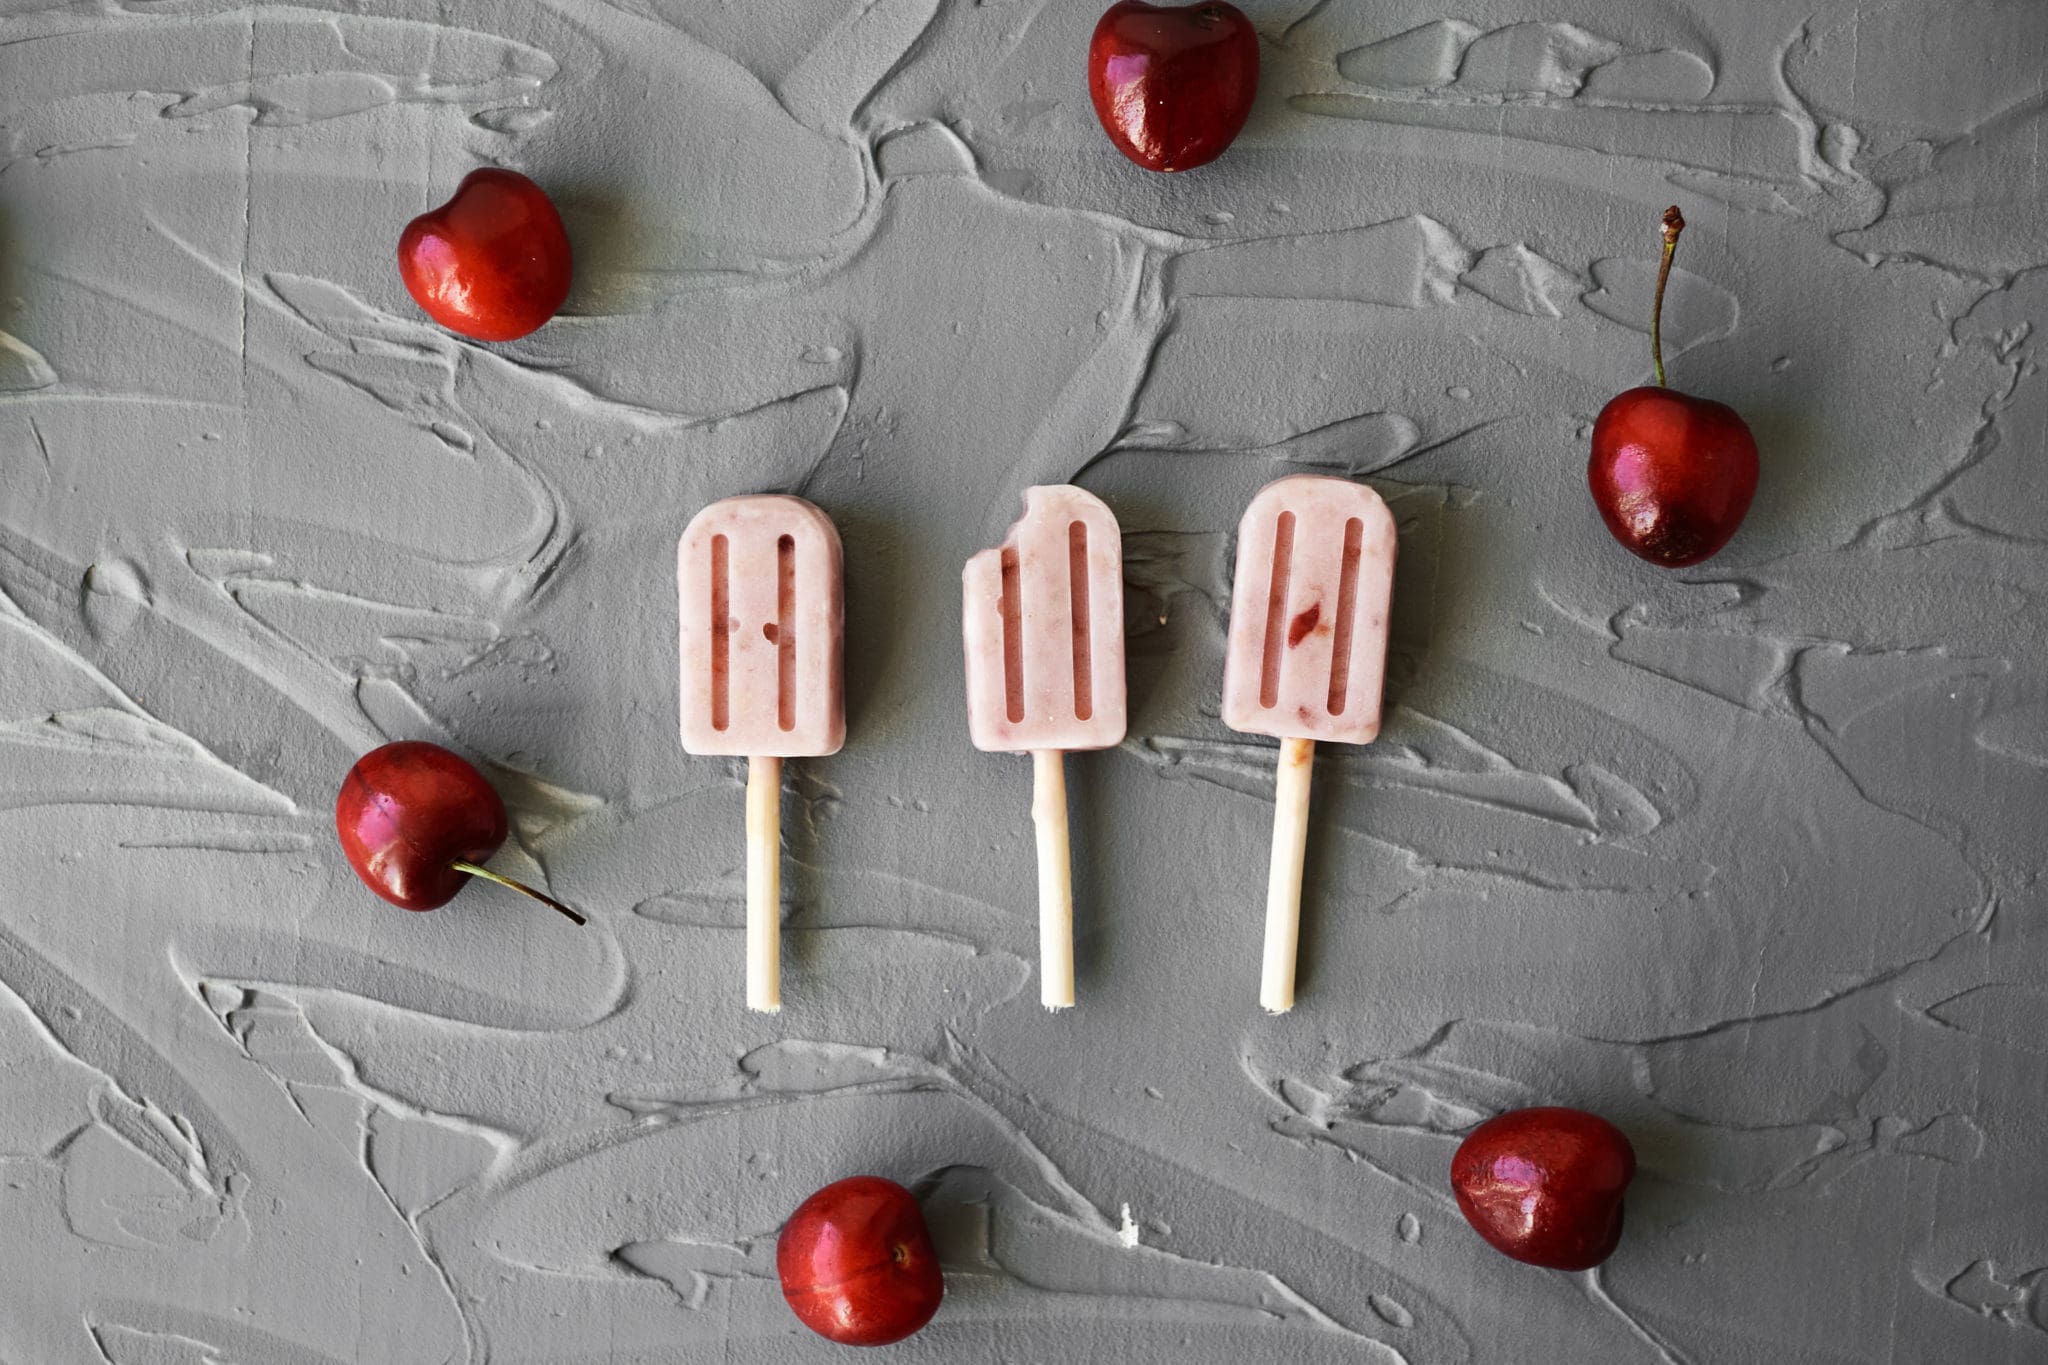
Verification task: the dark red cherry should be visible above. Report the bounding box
[1451,1107,1635,1271]
[1088,2,1260,173]
[1588,207,1759,567]
[1590,385,1760,566]
[335,741,583,923]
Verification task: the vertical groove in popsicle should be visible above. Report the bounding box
[1000,545,1025,723]
[1327,516,1364,715]
[1258,512,1296,708]
[775,533,796,732]
[1068,520,1093,722]
[710,534,730,732]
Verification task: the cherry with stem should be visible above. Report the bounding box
[336,741,587,925]
[1651,205,1684,389]
[1587,204,1760,568]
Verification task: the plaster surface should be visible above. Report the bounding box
[2,1,2045,1361]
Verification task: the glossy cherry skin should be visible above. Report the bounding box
[1589,386,1759,567]
[777,1176,944,1347]
[398,169,572,342]
[336,741,508,911]
[1088,1,1260,173]
[1451,1107,1636,1271]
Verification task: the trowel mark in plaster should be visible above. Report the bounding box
[1133,729,1697,901]
[0,568,291,816]
[1166,214,1714,368]
[2,11,558,129]
[931,1033,1448,1356]
[1337,21,1669,102]
[1933,1259,2048,1333]
[1135,712,1656,834]
[1252,1002,1990,1207]
[0,930,250,1184]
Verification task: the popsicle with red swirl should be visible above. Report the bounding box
[1221,475,1396,1012]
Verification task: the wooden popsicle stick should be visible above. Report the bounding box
[745,755,783,1013]
[1031,748,1076,1011]
[1260,736,1316,1013]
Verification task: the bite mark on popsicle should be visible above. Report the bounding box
[711,533,731,732]
[1000,545,1026,724]
[962,484,1127,753]
[1258,511,1296,708]
[1327,516,1364,715]
[1069,520,1094,722]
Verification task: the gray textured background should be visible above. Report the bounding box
[4,1,2046,1361]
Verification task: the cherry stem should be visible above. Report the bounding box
[450,861,588,925]
[1652,205,1685,389]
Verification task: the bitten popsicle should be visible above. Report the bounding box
[679,495,845,1012]
[1222,475,1396,1013]
[963,486,1126,1009]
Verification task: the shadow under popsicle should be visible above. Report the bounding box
[1066,741,1114,1002]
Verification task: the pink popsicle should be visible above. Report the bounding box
[963,485,1126,1008]
[1221,475,1396,1012]
[678,494,845,1011]
[964,485,1127,754]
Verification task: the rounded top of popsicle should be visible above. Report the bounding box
[1238,474,1393,525]
[680,493,842,550]
[1221,474,1396,745]
[1020,483,1112,516]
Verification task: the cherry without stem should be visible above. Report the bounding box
[1451,1106,1636,1271]
[777,1176,944,1347]
[398,168,573,343]
[1088,1,1261,173]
